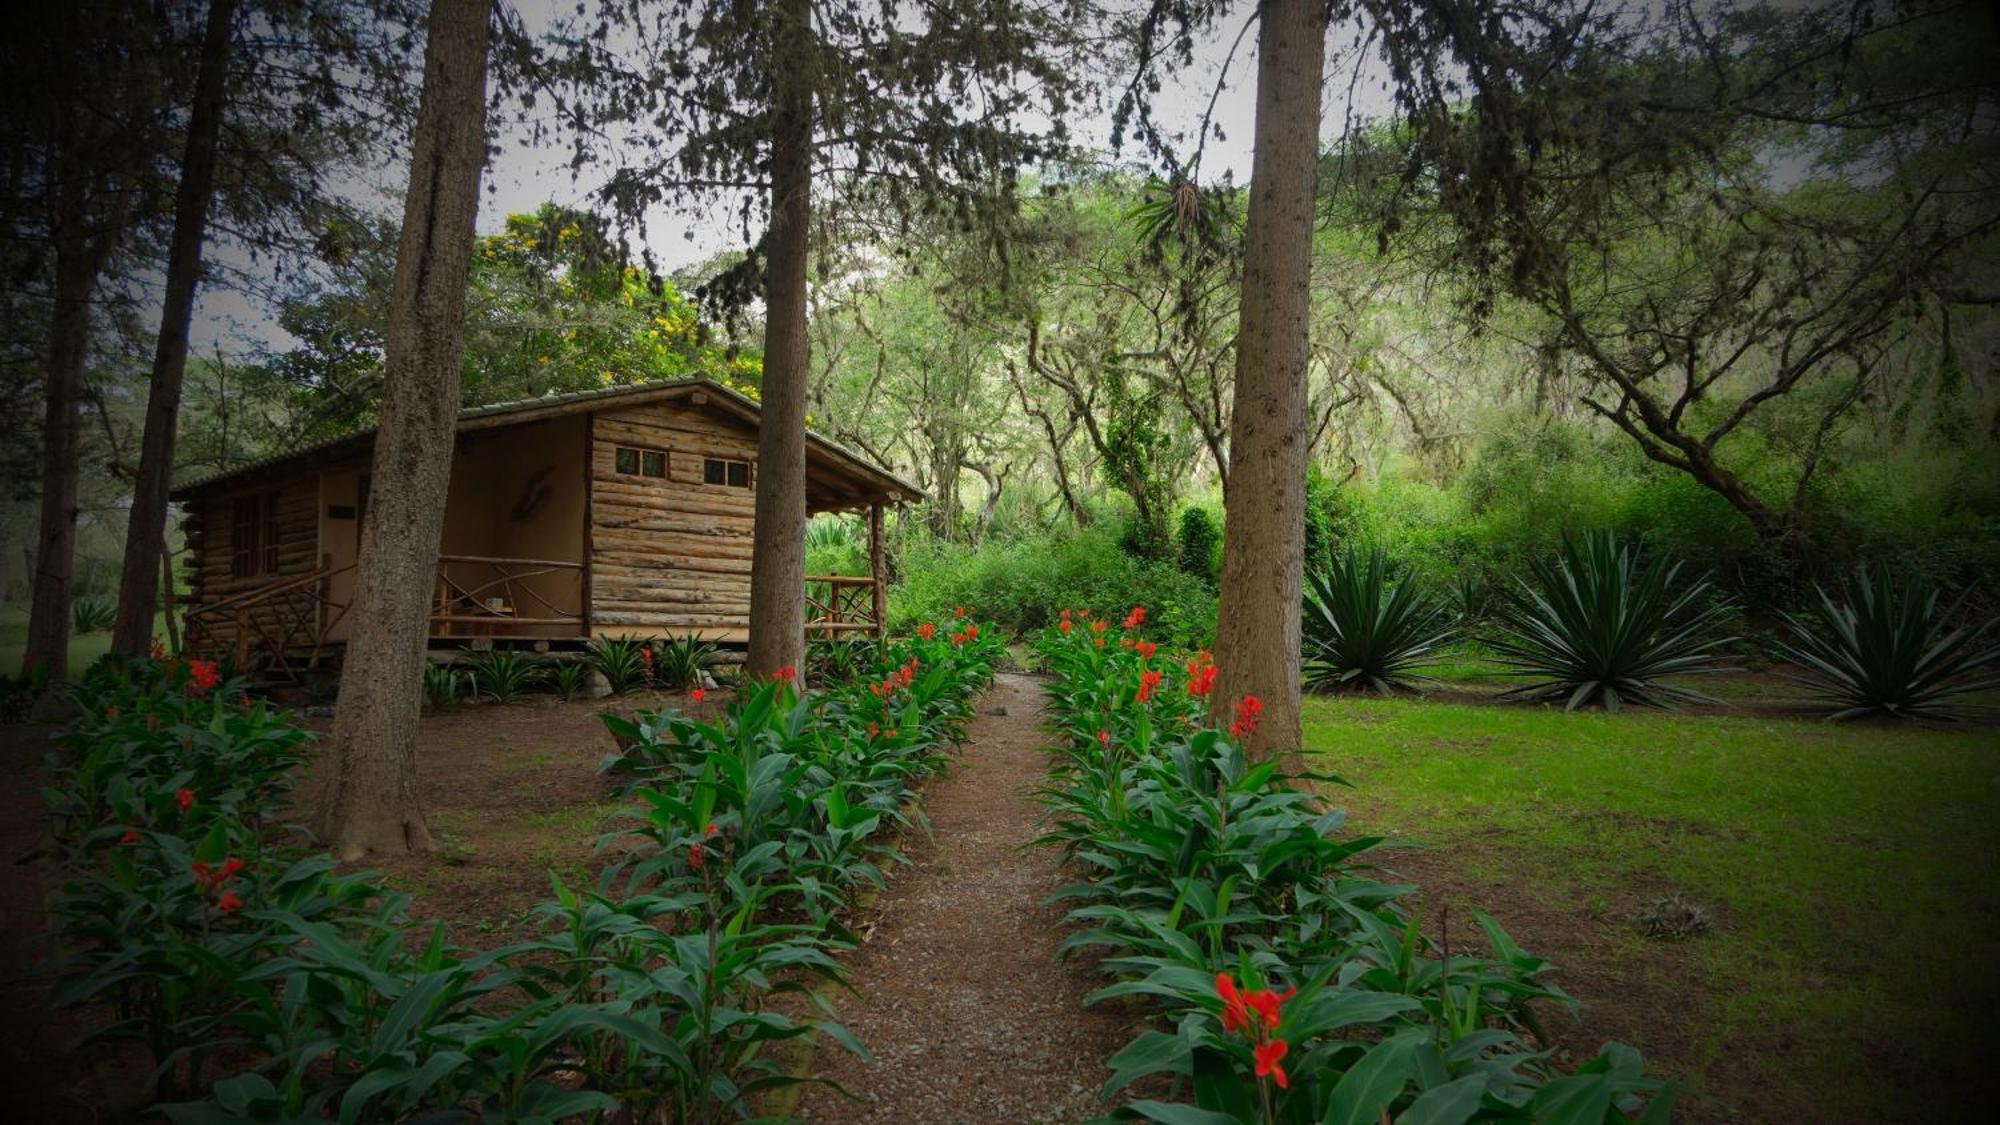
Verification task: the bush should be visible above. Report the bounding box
[1302,546,1456,694]
[1778,568,2000,720]
[1176,505,1221,585]
[891,520,1218,651]
[72,596,116,635]
[651,634,716,691]
[1488,531,1737,711]
[586,634,652,694]
[468,647,541,702]
[422,662,467,708]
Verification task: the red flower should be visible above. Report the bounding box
[1228,695,1264,737]
[1136,669,1163,702]
[192,860,213,886]
[220,856,245,878]
[1123,606,1147,629]
[1216,973,1251,1034]
[1060,608,1072,620]
[867,721,880,737]
[186,658,221,695]
[149,636,166,661]
[1135,640,1157,660]
[1253,1039,1289,1088]
[119,826,140,845]
[1058,619,1072,635]
[175,788,194,810]
[918,623,935,640]
[1246,985,1295,1030]
[965,623,979,640]
[775,665,796,683]
[885,728,897,738]
[691,687,706,701]
[704,821,718,837]
[1090,620,1107,634]
[688,842,705,869]
[1187,663,1219,698]
[1096,730,1111,746]
[215,891,245,913]
[954,606,966,618]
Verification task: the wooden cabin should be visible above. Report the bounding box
[168,379,920,673]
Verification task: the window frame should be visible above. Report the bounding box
[230,492,281,579]
[703,456,753,489]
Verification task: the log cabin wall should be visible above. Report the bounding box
[181,474,321,656]
[589,402,758,642]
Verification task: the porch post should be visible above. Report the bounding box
[869,501,886,639]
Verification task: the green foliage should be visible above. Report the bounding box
[1,661,50,722]
[892,521,1217,651]
[1176,505,1220,586]
[45,621,1007,1119]
[805,514,869,576]
[421,663,466,709]
[468,647,541,703]
[585,634,652,695]
[1031,617,1672,1123]
[805,637,876,687]
[1302,547,1457,695]
[1304,465,1339,579]
[547,660,589,702]
[1489,533,1736,711]
[71,596,116,635]
[1778,568,2000,720]
[650,635,715,692]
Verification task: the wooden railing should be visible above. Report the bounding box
[805,574,884,638]
[182,558,354,678]
[430,555,586,637]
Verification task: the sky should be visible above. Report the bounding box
[192,4,1393,357]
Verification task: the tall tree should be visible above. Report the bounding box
[536,0,1088,679]
[314,0,491,859]
[8,2,166,682]
[110,0,241,659]
[1210,0,1327,761]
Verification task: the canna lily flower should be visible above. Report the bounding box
[1135,640,1157,660]
[1253,1039,1289,1088]
[1216,973,1251,1034]
[220,856,244,878]
[688,842,705,869]
[704,821,718,837]
[965,623,979,640]
[918,623,935,640]
[867,721,880,737]
[1246,985,1296,1030]
[953,606,965,617]
[1090,620,1107,634]
[187,658,221,695]
[176,788,194,810]
[1097,730,1110,746]
[691,687,706,701]
[1229,695,1264,737]
[119,826,140,845]
[775,665,796,683]
[1187,662,1219,698]
[215,891,245,914]
[1058,619,1072,635]
[1123,606,1147,629]
[1137,669,1163,702]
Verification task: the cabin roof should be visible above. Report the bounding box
[169,377,923,507]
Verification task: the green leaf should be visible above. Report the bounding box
[1399,1074,1486,1125]
[1322,1031,1422,1125]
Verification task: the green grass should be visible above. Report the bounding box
[1,605,176,676]
[1303,693,2000,1123]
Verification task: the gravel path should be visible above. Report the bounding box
[792,672,1135,1124]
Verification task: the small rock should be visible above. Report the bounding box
[584,670,613,699]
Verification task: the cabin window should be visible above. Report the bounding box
[614,446,667,479]
[230,493,281,578]
[704,457,751,488]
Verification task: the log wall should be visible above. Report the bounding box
[589,404,759,642]
[181,475,321,658]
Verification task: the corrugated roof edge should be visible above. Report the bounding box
[168,377,924,503]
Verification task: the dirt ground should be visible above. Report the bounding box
[791,672,1140,1124]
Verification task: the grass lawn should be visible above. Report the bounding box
[1303,690,2000,1124]
[1,606,175,676]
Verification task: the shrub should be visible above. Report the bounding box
[1488,531,1736,711]
[1778,568,2000,720]
[652,634,716,691]
[1176,505,1221,585]
[548,660,589,701]
[468,647,540,703]
[806,636,876,686]
[1302,546,1457,694]
[72,596,116,635]
[422,662,467,709]
[586,634,652,694]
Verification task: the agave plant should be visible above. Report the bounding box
[1489,532,1734,711]
[72,596,116,635]
[470,647,542,703]
[586,634,652,695]
[547,661,590,702]
[1302,546,1457,694]
[423,663,468,709]
[1778,568,2000,720]
[653,635,717,691]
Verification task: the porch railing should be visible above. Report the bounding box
[805,574,884,638]
[182,557,355,678]
[429,555,586,637]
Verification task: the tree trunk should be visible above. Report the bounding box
[1212,0,1325,767]
[112,0,239,659]
[23,220,111,682]
[745,0,814,681]
[314,0,490,859]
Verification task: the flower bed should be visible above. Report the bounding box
[1033,608,1674,1124]
[39,622,1004,1122]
